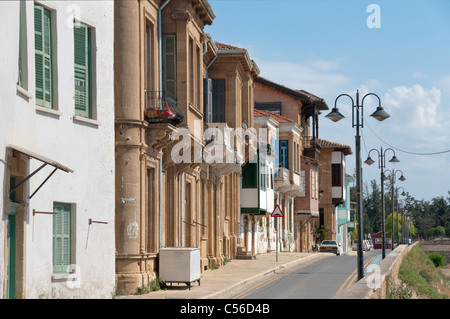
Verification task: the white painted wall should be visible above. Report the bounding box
[0,0,114,298]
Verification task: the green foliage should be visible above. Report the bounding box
[428,253,445,267]
[386,274,413,299]
[427,226,445,239]
[134,277,166,295]
[135,285,149,295]
[397,245,449,299]
[315,225,327,242]
[361,181,450,240]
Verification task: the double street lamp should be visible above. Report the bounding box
[384,169,406,249]
[325,90,390,280]
[364,147,400,259]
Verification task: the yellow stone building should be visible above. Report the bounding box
[114,0,259,294]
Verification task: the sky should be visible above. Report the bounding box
[205,0,450,202]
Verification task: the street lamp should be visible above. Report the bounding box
[364,147,399,259]
[384,169,406,249]
[325,90,389,280]
[395,186,406,245]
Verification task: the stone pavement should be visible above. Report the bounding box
[119,251,329,299]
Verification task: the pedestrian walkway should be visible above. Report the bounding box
[119,252,327,299]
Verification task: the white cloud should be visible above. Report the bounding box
[439,75,450,97]
[380,84,450,153]
[254,58,352,98]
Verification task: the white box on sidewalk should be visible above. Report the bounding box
[159,247,201,289]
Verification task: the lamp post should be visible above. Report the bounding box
[325,90,389,280]
[364,147,399,259]
[384,169,406,249]
[402,209,407,244]
[394,186,406,246]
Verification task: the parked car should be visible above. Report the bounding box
[363,240,372,251]
[319,240,342,256]
[352,240,371,251]
[352,239,358,251]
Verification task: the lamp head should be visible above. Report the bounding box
[364,156,375,165]
[389,155,400,163]
[399,174,406,181]
[370,106,390,121]
[325,107,345,122]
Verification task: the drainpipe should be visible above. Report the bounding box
[159,155,162,249]
[204,35,217,79]
[158,0,171,249]
[203,35,217,124]
[180,173,184,247]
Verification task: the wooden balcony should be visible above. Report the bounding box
[303,136,321,160]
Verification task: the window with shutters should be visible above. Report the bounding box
[34,4,53,108]
[242,162,257,189]
[260,161,266,191]
[212,79,225,122]
[279,140,288,169]
[203,78,212,123]
[332,163,342,187]
[145,21,154,109]
[74,23,91,118]
[53,202,72,274]
[162,34,176,100]
[18,0,28,90]
[189,37,194,105]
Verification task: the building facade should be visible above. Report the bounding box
[114,0,260,294]
[318,139,352,242]
[336,174,355,253]
[253,77,328,252]
[0,0,115,298]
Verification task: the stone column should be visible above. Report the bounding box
[114,0,145,294]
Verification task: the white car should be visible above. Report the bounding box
[363,240,371,251]
[319,240,342,256]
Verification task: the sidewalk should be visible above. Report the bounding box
[119,252,327,299]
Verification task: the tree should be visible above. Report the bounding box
[360,179,449,241]
[427,226,445,239]
[385,212,401,239]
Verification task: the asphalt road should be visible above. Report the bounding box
[226,249,383,299]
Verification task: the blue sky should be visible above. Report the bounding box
[206,0,450,201]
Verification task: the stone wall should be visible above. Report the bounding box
[334,243,415,299]
[420,240,450,263]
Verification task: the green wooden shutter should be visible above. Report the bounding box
[53,203,71,273]
[162,34,176,100]
[34,4,52,108]
[18,1,23,88]
[74,23,90,117]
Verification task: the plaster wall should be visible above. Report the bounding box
[0,0,115,298]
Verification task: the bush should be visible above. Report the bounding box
[428,253,445,267]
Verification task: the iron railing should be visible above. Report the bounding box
[144,91,184,124]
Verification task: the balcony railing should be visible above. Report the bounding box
[144,91,184,125]
[303,136,321,150]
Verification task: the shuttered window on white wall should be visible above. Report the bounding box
[74,23,91,117]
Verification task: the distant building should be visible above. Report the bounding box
[336,174,355,253]
[318,139,352,242]
[254,76,329,252]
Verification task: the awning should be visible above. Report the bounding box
[7,145,73,199]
